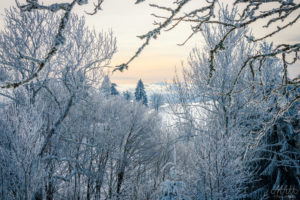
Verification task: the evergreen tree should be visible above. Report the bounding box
[134,79,148,106]
[244,43,300,200]
[100,75,111,97]
[110,83,119,96]
[123,91,131,100]
[246,92,300,200]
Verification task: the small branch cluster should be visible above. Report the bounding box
[117,0,299,90]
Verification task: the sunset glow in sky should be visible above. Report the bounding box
[1,0,299,86]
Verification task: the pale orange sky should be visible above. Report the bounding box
[0,0,299,85]
[81,0,203,85]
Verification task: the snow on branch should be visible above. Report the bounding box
[115,0,299,91]
[114,0,193,72]
[1,0,105,89]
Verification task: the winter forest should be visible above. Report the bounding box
[0,0,299,200]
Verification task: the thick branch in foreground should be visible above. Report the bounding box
[39,94,74,157]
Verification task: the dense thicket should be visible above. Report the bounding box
[169,6,300,200]
[0,9,170,200]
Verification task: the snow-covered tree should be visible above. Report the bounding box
[245,89,300,199]
[123,90,132,101]
[0,8,169,199]
[135,79,148,106]
[0,8,116,200]
[170,6,289,200]
[100,75,112,97]
[158,166,190,200]
[0,104,44,200]
[111,83,119,96]
[1,0,106,89]
[151,93,164,111]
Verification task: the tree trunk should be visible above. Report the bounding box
[46,162,55,200]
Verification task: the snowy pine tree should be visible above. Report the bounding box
[135,79,148,106]
[242,42,300,200]
[100,75,111,98]
[246,90,300,200]
[111,83,119,96]
[123,91,132,100]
